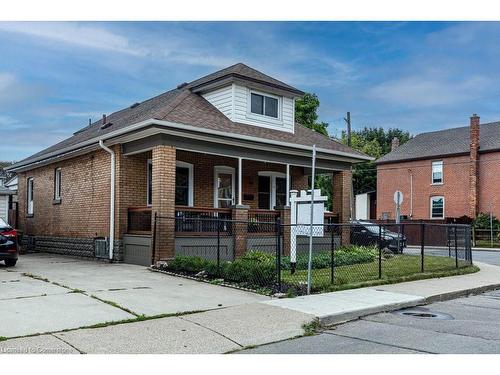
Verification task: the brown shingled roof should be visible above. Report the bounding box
[11,64,368,169]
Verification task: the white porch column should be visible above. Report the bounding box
[286,163,291,206]
[238,157,243,206]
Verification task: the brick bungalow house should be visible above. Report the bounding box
[7,63,370,265]
[376,114,500,221]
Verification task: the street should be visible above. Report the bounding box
[240,289,500,354]
[240,250,500,354]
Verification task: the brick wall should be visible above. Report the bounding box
[18,149,112,238]
[376,153,500,220]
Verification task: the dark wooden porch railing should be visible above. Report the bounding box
[248,209,280,233]
[324,212,339,232]
[127,206,152,234]
[175,206,232,235]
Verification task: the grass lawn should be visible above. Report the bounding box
[281,254,479,293]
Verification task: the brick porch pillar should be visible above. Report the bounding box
[333,170,353,246]
[232,205,249,259]
[151,145,176,263]
[276,206,291,256]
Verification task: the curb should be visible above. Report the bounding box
[317,298,425,327]
[317,282,500,327]
[423,283,500,303]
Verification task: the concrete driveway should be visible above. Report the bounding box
[0,253,268,338]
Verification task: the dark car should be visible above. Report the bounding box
[0,218,18,266]
[350,221,407,253]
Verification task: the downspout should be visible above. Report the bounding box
[408,169,413,219]
[99,140,115,262]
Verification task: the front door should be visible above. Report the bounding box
[214,167,235,208]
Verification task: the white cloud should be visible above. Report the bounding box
[0,22,147,56]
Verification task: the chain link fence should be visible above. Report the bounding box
[153,217,473,295]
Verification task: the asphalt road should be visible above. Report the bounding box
[240,290,500,354]
[239,250,500,354]
[471,250,500,266]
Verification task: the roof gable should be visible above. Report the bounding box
[186,63,304,96]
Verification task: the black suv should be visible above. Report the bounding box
[350,221,406,253]
[0,218,18,266]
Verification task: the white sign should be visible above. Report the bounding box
[393,190,404,205]
[289,189,328,263]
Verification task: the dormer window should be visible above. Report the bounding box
[250,92,279,118]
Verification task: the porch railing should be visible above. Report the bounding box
[248,209,280,233]
[175,206,232,235]
[324,212,339,232]
[127,206,152,234]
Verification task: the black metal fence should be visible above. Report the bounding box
[154,216,474,295]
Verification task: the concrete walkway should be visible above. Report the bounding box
[2,255,500,354]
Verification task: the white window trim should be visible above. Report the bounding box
[247,89,282,123]
[214,166,235,208]
[27,177,34,215]
[430,196,445,219]
[147,159,152,206]
[258,171,287,210]
[431,160,443,185]
[54,167,62,200]
[176,161,194,207]
[147,160,194,207]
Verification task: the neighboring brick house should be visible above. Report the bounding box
[7,63,370,265]
[376,114,500,221]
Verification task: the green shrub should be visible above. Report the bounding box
[166,251,276,287]
[222,251,276,286]
[281,245,377,270]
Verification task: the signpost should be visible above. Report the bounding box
[393,190,403,224]
[394,190,403,252]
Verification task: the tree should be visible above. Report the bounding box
[473,212,500,230]
[295,93,329,136]
[340,127,412,195]
[294,93,332,208]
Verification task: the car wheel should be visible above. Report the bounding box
[4,259,17,267]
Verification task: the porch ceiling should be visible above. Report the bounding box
[118,127,353,172]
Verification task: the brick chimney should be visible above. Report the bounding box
[391,137,400,151]
[469,114,480,218]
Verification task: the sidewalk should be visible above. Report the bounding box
[265,261,500,326]
[1,262,499,354]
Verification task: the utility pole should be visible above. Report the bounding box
[344,112,351,147]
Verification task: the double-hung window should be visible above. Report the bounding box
[54,168,62,201]
[432,161,443,184]
[430,196,445,219]
[27,177,34,215]
[250,93,279,118]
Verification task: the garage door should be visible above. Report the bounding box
[123,235,152,266]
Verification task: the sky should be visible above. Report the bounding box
[1,21,500,161]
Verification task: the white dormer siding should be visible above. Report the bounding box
[202,85,234,119]
[202,83,295,133]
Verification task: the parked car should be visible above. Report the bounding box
[0,218,18,266]
[350,221,407,253]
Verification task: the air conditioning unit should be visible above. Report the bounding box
[94,237,109,259]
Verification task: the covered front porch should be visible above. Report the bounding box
[115,146,350,264]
